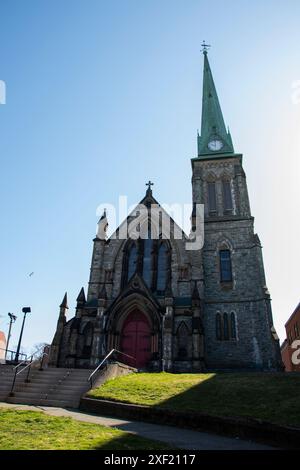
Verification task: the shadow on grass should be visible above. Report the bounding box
[155,372,300,428]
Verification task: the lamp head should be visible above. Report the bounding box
[22,307,31,314]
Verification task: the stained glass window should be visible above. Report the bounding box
[157,244,167,292]
[127,244,137,281]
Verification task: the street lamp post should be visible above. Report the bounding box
[5,312,17,360]
[15,307,31,363]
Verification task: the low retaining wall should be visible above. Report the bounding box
[80,397,300,449]
[92,362,136,388]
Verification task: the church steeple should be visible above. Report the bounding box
[197,48,234,158]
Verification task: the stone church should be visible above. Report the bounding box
[49,50,282,372]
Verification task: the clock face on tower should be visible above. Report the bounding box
[208,139,224,151]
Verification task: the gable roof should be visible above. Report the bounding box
[107,188,189,243]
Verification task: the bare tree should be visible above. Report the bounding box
[30,343,50,360]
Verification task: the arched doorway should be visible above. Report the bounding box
[120,309,152,368]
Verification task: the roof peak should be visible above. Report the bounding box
[76,287,86,304]
[60,292,68,309]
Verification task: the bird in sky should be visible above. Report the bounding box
[29,272,34,277]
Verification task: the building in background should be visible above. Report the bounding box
[0,331,6,364]
[281,302,300,372]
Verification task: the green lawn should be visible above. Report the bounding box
[0,408,170,450]
[87,372,300,428]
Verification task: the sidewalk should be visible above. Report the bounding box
[0,402,275,450]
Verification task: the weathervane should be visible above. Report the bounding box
[201,40,211,54]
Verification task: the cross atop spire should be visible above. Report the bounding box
[145,180,154,195]
[201,40,211,54]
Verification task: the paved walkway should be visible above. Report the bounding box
[0,402,275,450]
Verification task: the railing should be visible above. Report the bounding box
[0,347,27,363]
[24,352,49,383]
[87,349,136,388]
[9,361,28,396]
[9,345,49,397]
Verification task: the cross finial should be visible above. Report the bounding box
[201,40,211,54]
[145,180,154,193]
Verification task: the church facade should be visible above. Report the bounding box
[49,51,282,372]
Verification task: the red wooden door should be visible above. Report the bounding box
[120,310,151,368]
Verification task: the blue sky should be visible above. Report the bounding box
[0,0,299,352]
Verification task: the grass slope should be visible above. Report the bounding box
[0,408,169,450]
[88,372,300,428]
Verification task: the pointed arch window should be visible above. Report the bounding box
[157,243,168,293]
[222,180,233,212]
[216,313,222,340]
[142,237,153,288]
[177,322,189,359]
[208,182,217,213]
[223,313,229,340]
[82,323,93,358]
[216,312,237,341]
[123,231,171,292]
[219,249,232,282]
[127,244,138,281]
[230,312,237,340]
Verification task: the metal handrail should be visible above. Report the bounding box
[87,349,136,387]
[19,353,49,383]
[9,345,49,396]
[0,347,27,362]
[9,362,28,396]
[13,360,27,371]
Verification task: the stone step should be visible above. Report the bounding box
[43,368,93,375]
[14,385,87,395]
[0,379,28,388]
[8,387,85,397]
[27,374,90,382]
[20,381,89,390]
[28,374,91,382]
[5,396,79,408]
[1,366,96,408]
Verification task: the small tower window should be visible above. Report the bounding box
[222,181,233,212]
[219,250,232,282]
[208,182,217,213]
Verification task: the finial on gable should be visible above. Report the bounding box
[145,180,154,196]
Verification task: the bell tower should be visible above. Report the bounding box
[192,45,282,370]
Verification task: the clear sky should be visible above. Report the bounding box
[0,0,299,353]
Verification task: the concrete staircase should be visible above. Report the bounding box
[0,365,93,408]
[0,365,28,401]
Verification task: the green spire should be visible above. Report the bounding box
[197,50,234,158]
